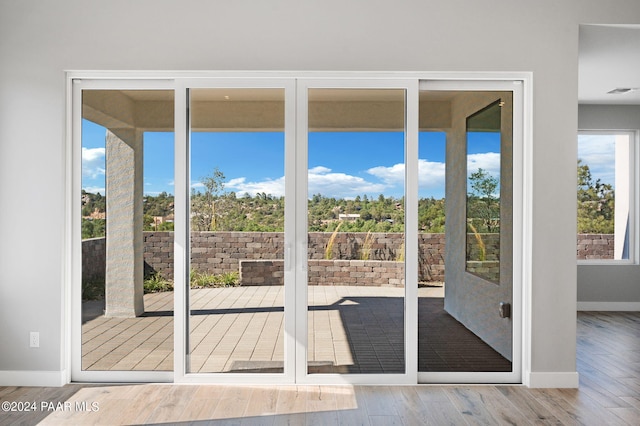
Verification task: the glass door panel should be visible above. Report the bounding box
[306,88,406,374]
[80,89,175,373]
[418,89,514,375]
[187,88,286,374]
[466,100,502,283]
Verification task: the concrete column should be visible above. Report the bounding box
[105,129,144,317]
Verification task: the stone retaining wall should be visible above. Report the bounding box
[81,232,615,284]
[577,234,614,260]
[141,231,440,282]
[239,260,284,286]
[82,237,106,282]
[309,259,405,287]
[239,259,405,287]
[466,261,500,283]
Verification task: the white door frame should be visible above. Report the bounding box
[173,78,298,384]
[67,71,531,385]
[294,78,420,385]
[69,78,175,383]
[417,79,525,384]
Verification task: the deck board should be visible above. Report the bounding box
[80,285,512,373]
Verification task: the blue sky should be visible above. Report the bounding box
[82,119,502,199]
[577,134,617,187]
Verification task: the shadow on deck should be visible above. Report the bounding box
[81,286,511,374]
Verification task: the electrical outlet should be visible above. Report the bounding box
[30,332,39,348]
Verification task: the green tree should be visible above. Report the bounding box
[467,168,500,232]
[577,160,614,233]
[82,218,105,239]
[419,197,445,232]
[191,167,226,231]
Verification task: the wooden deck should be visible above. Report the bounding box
[1,312,639,425]
[82,285,509,374]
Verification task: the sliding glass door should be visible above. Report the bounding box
[72,74,524,385]
[72,81,176,382]
[295,80,419,383]
[174,80,297,383]
[417,81,522,384]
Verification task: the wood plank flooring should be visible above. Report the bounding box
[81,286,510,374]
[1,311,638,425]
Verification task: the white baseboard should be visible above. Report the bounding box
[527,372,579,388]
[0,370,67,387]
[577,301,640,311]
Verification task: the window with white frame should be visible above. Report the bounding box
[577,131,637,262]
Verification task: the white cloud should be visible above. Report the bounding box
[191,181,206,190]
[418,159,446,189]
[309,166,331,175]
[367,163,405,185]
[226,176,286,197]
[222,165,391,199]
[367,159,447,191]
[309,166,387,198]
[578,136,616,184]
[82,147,105,178]
[467,152,500,177]
[83,186,105,194]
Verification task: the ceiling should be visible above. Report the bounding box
[579,24,640,105]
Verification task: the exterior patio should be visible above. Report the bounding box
[82,286,511,374]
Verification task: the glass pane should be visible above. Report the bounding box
[307,88,406,374]
[81,90,175,371]
[466,101,502,283]
[188,88,285,373]
[577,133,630,260]
[418,90,512,373]
[416,128,448,372]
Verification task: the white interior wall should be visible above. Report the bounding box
[578,104,640,309]
[1,0,639,387]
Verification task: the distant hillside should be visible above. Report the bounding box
[80,190,448,239]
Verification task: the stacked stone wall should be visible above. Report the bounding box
[82,237,106,283]
[466,261,500,283]
[81,232,615,284]
[577,234,615,260]
[466,234,500,262]
[239,259,405,287]
[418,233,445,283]
[308,260,405,287]
[239,260,284,286]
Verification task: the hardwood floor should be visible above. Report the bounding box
[1,312,638,425]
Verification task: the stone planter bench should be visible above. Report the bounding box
[239,259,405,287]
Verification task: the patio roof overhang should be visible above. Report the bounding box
[82,88,458,133]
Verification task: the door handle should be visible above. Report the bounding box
[285,244,292,272]
[300,242,307,271]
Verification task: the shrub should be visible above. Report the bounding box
[396,241,405,262]
[360,231,373,260]
[468,223,486,261]
[82,277,105,300]
[190,269,240,288]
[144,273,173,293]
[325,222,342,259]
